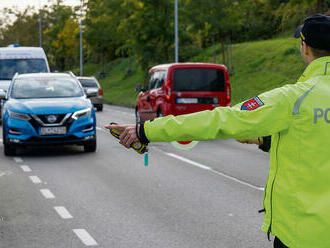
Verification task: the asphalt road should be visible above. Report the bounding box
[0,104,273,248]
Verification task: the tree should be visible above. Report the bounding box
[0,7,40,47]
[119,0,175,71]
[43,3,77,70]
[84,0,124,64]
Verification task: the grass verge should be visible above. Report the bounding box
[82,37,306,107]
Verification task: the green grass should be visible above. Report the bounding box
[191,37,305,104]
[82,37,306,107]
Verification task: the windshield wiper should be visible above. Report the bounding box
[0,78,12,80]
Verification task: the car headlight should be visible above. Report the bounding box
[72,108,92,120]
[8,110,31,121]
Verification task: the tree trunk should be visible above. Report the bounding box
[317,0,322,12]
[221,38,226,65]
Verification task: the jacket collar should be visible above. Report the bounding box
[298,56,330,82]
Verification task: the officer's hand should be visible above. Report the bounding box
[105,124,138,148]
[236,138,261,145]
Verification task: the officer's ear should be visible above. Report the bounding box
[301,41,314,64]
[301,40,308,55]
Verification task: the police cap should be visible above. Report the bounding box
[294,14,330,50]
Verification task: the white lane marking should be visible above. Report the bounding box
[160,150,264,192]
[210,168,264,191]
[40,189,55,199]
[0,171,12,177]
[54,206,73,219]
[14,157,23,163]
[29,176,42,184]
[96,126,108,134]
[73,229,98,246]
[20,165,32,172]
[166,153,211,170]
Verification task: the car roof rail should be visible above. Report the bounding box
[12,72,19,80]
[67,71,76,78]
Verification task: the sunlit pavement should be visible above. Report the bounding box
[0,104,272,248]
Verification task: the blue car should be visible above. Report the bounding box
[1,73,97,156]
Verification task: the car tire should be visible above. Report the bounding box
[3,128,16,156]
[96,104,103,112]
[84,139,97,153]
[135,108,141,123]
[157,109,164,117]
[3,137,16,156]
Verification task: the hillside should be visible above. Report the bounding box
[84,36,306,107]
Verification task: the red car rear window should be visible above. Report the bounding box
[173,68,225,92]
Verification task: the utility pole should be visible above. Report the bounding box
[174,0,179,63]
[79,0,83,76]
[38,0,42,47]
[38,12,42,47]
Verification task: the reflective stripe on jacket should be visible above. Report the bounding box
[145,56,330,248]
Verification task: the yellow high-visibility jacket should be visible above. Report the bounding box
[145,56,330,248]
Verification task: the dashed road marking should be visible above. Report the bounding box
[20,165,32,172]
[0,171,12,177]
[14,157,23,163]
[73,229,98,246]
[54,206,73,219]
[40,189,55,199]
[29,176,42,184]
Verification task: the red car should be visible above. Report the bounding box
[135,63,231,122]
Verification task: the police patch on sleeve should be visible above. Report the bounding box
[241,96,264,111]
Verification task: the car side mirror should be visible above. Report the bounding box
[136,83,146,92]
[135,83,142,92]
[0,90,7,100]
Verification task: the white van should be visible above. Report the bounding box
[0,45,50,91]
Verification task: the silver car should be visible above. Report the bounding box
[77,76,104,111]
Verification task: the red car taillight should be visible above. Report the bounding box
[226,84,231,106]
[165,80,171,102]
[98,88,104,96]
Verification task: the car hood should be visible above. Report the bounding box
[0,80,11,91]
[6,97,92,115]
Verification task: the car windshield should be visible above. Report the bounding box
[0,59,48,80]
[173,68,225,92]
[11,77,84,99]
[78,79,98,88]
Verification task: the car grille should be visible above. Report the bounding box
[37,114,67,124]
[29,113,74,134]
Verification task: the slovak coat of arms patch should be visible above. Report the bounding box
[241,96,264,111]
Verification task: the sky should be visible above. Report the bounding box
[0,0,81,10]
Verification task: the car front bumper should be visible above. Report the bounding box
[4,114,96,146]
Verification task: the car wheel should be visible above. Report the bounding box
[96,104,103,111]
[3,128,16,156]
[3,138,16,156]
[157,109,164,117]
[84,139,97,153]
[135,108,141,123]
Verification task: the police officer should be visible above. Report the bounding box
[106,14,330,248]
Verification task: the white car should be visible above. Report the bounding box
[77,76,104,111]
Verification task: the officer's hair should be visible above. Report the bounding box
[310,47,330,58]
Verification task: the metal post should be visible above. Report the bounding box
[38,0,42,47]
[79,0,83,76]
[38,14,42,47]
[174,0,179,63]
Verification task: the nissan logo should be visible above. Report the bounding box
[47,115,57,123]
